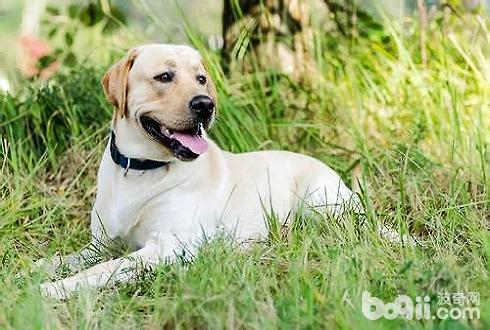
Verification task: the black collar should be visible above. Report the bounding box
[110,131,170,172]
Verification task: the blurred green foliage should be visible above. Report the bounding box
[0,66,110,168]
[40,1,128,70]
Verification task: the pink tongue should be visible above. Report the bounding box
[172,131,208,154]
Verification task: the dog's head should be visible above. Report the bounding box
[102,44,217,161]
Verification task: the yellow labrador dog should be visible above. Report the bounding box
[38,44,360,299]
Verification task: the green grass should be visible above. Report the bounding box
[1,14,489,329]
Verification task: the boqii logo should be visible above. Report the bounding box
[362,291,480,321]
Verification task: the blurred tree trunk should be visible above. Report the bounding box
[221,0,373,78]
[222,0,314,78]
[222,0,257,55]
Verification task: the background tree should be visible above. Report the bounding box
[222,0,315,78]
[221,0,384,79]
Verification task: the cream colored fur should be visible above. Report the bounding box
[38,44,359,299]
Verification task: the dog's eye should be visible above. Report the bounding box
[196,75,207,85]
[154,71,174,83]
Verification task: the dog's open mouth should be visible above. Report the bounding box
[140,116,208,161]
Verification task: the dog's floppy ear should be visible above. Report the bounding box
[102,48,140,118]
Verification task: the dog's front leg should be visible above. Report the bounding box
[34,246,99,276]
[39,243,163,300]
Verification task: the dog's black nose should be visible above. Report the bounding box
[189,95,214,119]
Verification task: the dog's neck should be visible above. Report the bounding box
[109,118,217,177]
[111,118,175,162]
[110,132,170,172]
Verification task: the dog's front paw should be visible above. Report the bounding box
[39,282,68,300]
